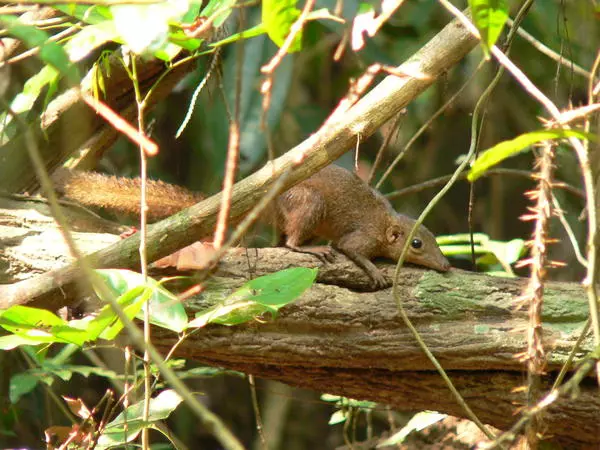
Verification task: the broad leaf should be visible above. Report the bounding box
[262,0,303,52]
[0,306,88,346]
[437,233,525,277]
[110,0,189,55]
[94,269,188,335]
[201,0,236,28]
[9,373,44,404]
[377,411,446,446]
[188,267,317,328]
[0,15,79,83]
[468,129,594,181]
[54,4,112,25]
[468,0,508,58]
[97,389,183,449]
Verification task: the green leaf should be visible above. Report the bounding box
[436,233,525,276]
[0,306,88,346]
[200,0,236,28]
[10,65,58,115]
[46,363,118,380]
[244,267,318,306]
[436,233,490,246]
[110,0,189,55]
[0,15,79,83]
[0,334,47,350]
[468,129,595,181]
[65,21,120,62]
[97,389,183,449]
[485,238,526,266]
[139,283,188,333]
[377,411,446,446]
[262,0,303,52]
[9,373,40,404]
[210,23,267,48]
[93,269,188,336]
[328,409,348,425]
[188,268,317,328]
[468,0,508,58]
[54,4,113,25]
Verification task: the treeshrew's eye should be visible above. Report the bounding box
[411,238,423,249]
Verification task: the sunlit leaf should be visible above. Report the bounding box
[436,233,526,277]
[139,283,188,333]
[468,0,508,58]
[110,0,189,55]
[0,306,88,346]
[0,15,79,83]
[377,411,446,446]
[97,389,183,449]
[0,334,47,350]
[244,267,318,306]
[328,409,348,425]
[188,268,317,328]
[468,129,594,181]
[54,4,112,25]
[210,23,267,48]
[200,0,236,28]
[93,269,188,336]
[262,0,303,52]
[66,21,120,62]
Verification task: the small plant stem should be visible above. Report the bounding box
[130,53,151,450]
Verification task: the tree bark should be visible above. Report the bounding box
[0,201,598,447]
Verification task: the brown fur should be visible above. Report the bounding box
[53,166,450,287]
[53,169,203,222]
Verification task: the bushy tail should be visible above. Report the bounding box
[52,169,204,222]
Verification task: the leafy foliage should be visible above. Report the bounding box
[468,0,509,57]
[468,129,594,181]
[438,233,525,276]
[97,389,183,448]
[188,267,317,327]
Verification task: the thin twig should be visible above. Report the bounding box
[175,48,221,139]
[375,59,484,189]
[129,53,152,450]
[507,18,592,80]
[390,49,497,445]
[551,193,587,267]
[249,375,269,450]
[214,11,245,250]
[389,2,535,439]
[386,168,585,199]
[367,111,404,185]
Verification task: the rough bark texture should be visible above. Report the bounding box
[0,201,598,447]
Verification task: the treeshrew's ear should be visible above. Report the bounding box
[386,225,404,244]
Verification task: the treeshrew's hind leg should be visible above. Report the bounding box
[278,186,333,262]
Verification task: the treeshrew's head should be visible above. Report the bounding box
[383,215,451,272]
